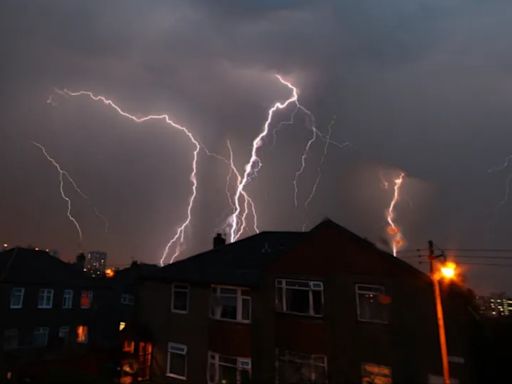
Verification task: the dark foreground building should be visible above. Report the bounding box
[0,248,157,383]
[136,220,479,384]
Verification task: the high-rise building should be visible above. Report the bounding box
[84,251,107,277]
[476,293,512,317]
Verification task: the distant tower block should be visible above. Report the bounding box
[84,251,107,277]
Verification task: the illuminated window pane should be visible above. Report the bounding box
[361,362,392,384]
[80,290,93,309]
[76,325,88,344]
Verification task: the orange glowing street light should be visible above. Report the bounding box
[428,242,459,384]
[440,262,457,280]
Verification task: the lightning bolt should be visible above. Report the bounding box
[489,155,512,208]
[304,117,337,208]
[54,89,200,265]
[32,141,84,241]
[385,172,406,256]
[227,74,301,242]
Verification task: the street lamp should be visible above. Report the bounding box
[428,241,458,384]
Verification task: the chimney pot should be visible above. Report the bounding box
[213,233,226,249]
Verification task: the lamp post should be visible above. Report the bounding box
[428,241,457,384]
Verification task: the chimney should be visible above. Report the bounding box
[213,233,226,249]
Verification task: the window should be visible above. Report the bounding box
[275,279,324,316]
[76,325,88,343]
[123,340,135,353]
[3,329,18,350]
[10,287,24,309]
[166,342,187,380]
[33,327,49,347]
[80,290,93,309]
[210,286,251,322]
[58,326,70,344]
[62,289,73,309]
[172,283,190,313]
[361,362,392,384]
[38,288,54,309]
[208,352,251,384]
[355,284,390,323]
[277,350,327,384]
[121,294,135,305]
[138,342,153,380]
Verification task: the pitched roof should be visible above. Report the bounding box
[0,247,91,285]
[156,230,305,286]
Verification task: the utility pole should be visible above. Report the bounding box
[428,240,451,384]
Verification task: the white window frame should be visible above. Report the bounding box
[275,279,324,317]
[355,284,389,324]
[171,283,190,314]
[80,290,93,309]
[210,285,251,323]
[166,342,187,380]
[10,287,24,309]
[121,293,135,305]
[62,289,73,309]
[37,288,54,309]
[207,351,252,384]
[33,327,49,347]
[277,349,328,384]
[3,329,18,350]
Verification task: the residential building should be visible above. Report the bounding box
[135,219,479,384]
[476,293,512,317]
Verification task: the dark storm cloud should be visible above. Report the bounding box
[1,0,512,293]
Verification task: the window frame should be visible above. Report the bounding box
[80,290,93,309]
[37,288,54,309]
[62,289,73,309]
[10,287,25,309]
[76,325,88,344]
[275,278,324,317]
[121,293,135,305]
[166,342,187,380]
[207,351,252,384]
[210,285,251,323]
[277,349,328,384]
[171,283,190,314]
[33,326,49,347]
[355,284,389,324]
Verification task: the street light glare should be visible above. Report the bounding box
[440,262,456,279]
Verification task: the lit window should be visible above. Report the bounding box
[37,289,54,309]
[207,352,251,384]
[33,327,49,347]
[62,289,73,309]
[76,325,88,344]
[123,340,135,353]
[119,322,126,331]
[210,286,251,322]
[3,329,18,350]
[121,294,135,305]
[172,283,190,313]
[10,287,24,309]
[277,350,327,384]
[275,279,324,316]
[138,342,153,380]
[166,342,187,380]
[355,284,390,323]
[361,363,392,384]
[80,290,93,309]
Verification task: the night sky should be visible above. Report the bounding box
[2,1,512,294]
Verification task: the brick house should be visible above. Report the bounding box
[136,219,478,384]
